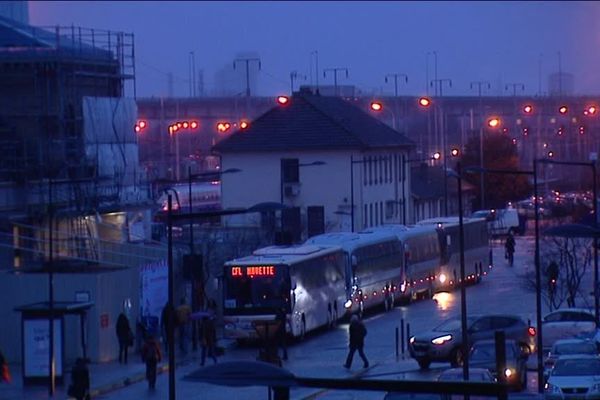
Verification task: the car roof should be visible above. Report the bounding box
[472,339,519,346]
[545,308,594,315]
[440,367,491,375]
[553,338,594,346]
[554,354,600,361]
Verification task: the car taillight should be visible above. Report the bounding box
[528,326,536,336]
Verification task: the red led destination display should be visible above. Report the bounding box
[230,265,276,278]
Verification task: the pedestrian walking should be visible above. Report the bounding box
[68,358,90,400]
[0,348,11,384]
[116,311,133,364]
[505,231,516,266]
[276,308,288,361]
[344,314,369,369]
[200,315,218,366]
[160,302,175,354]
[141,335,161,389]
[176,297,192,354]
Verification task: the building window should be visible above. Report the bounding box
[281,158,299,183]
[386,200,394,220]
[363,157,367,186]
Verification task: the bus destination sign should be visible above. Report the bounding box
[231,265,276,278]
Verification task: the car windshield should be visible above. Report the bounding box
[554,342,597,355]
[552,359,600,376]
[434,317,476,332]
[470,343,517,361]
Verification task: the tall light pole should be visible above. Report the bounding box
[233,57,262,97]
[323,67,349,96]
[470,81,490,210]
[385,73,408,97]
[167,195,176,400]
[465,163,544,393]
[310,50,319,94]
[447,162,469,382]
[431,78,452,215]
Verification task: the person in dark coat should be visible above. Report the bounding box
[141,335,162,389]
[200,315,218,366]
[70,358,90,400]
[161,302,175,354]
[276,308,288,361]
[116,312,132,364]
[344,314,369,369]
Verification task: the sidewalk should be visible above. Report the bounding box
[0,341,223,400]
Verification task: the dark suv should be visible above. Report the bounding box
[408,314,536,369]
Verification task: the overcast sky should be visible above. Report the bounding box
[29,1,600,98]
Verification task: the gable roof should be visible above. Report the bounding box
[212,91,415,153]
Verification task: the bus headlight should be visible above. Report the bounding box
[439,273,447,284]
[344,299,353,309]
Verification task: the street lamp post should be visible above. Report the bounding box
[167,194,176,400]
[465,163,544,394]
[470,81,490,210]
[450,162,469,382]
[536,158,599,324]
[187,167,241,349]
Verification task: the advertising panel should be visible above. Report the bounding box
[23,318,63,378]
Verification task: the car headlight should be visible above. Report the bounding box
[544,382,561,394]
[431,334,453,345]
[409,336,415,344]
[439,273,448,284]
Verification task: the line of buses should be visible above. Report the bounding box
[222,217,492,340]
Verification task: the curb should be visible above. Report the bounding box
[86,357,194,398]
[299,362,379,400]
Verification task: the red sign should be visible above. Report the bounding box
[100,313,109,328]
[231,265,276,278]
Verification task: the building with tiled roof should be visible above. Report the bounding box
[212,87,416,237]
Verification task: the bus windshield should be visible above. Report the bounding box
[223,264,291,314]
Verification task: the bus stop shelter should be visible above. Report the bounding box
[14,301,93,385]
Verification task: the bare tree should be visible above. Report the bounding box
[519,236,592,310]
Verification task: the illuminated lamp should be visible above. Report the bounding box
[487,117,500,128]
[182,121,189,129]
[277,96,289,105]
[190,121,199,129]
[177,122,183,128]
[134,125,141,133]
[558,105,568,115]
[370,101,383,111]
[138,120,147,129]
[418,97,431,107]
[523,105,533,114]
[432,152,441,160]
[240,121,249,129]
[450,148,460,157]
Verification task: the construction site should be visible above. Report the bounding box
[0,15,172,372]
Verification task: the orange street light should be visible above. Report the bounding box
[523,105,533,114]
[277,95,289,105]
[487,117,501,128]
[370,101,383,111]
[558,105,568,115]
[418,97,431,107]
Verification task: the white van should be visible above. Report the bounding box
[471,208,520,236]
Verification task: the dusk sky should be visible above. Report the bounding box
[29,1,600,98]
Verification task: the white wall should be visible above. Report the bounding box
[220,148,410,233]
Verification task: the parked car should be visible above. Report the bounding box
[437,367,495,400]
[437,367,495,383]
[544,355,600,400]
[542,308,597,352]
[409,314,536,369]
[468,339,529,391]
[544,339,598,379]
